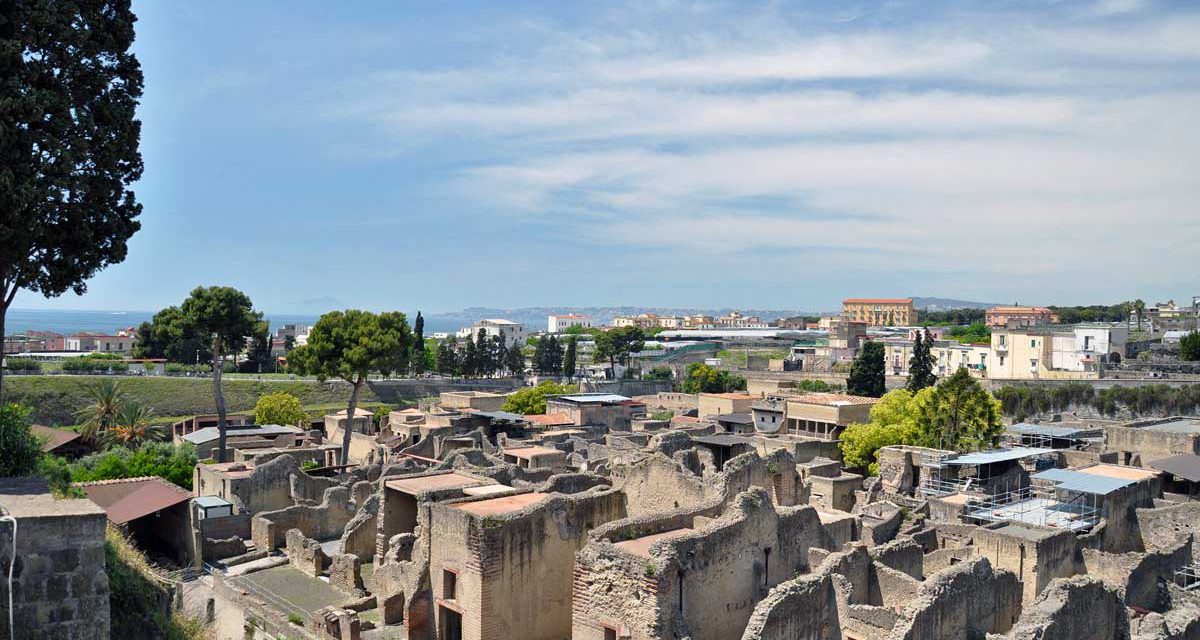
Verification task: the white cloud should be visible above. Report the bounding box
[308,0,1200,302]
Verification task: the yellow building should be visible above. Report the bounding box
[842,298,915,326]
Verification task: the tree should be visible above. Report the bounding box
[437,336,460,375]
[288,310,411,463]
[76,379,127,445]
[506,342,525,376]
[906,330,937,392]
[644,366,672,381]
[411,312,426,376]
[0,404,42,477]
[680,363,746,394]
[284,335,297,353]
[1133,299,1146,332]
[238,317,272,373]
[915,368,1003,452]
[563,336,578,379]
[594,327,645,377]
[133,305,213,364]
[1180,331,1200,362]
[180,286,260,462]
[847,340,886,397]
[462,337,480,378]
[0,0,144,400]
[254,392,306,427]
[108,401,163,448]
[839,389,924,475]
[501,381,578,415]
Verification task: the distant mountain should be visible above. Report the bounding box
[910,297,996,311]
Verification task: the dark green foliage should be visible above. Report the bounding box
[1047,304,1130,324]
[0,403,41,477]
[411,312,426,375]
[436,336,461,375]
[680,363,746,394]
[920,308,986,325]
[62,354,131,373]
[0,0,144,399]
[563,336,578,378]
[133,306,212,363]
[848,341,886,397]
[106,527,207,639]
[67,441,198,489]
[995,383,1200,420]
[644,366,673,381]
[3,358,40,372]
[533,335,564,375]
[506,341,525,376]
[906,330,938,392]
[1181,331,1200,362]
[916,368,1003,451]
[594,327,645,375]
[796,379,834,392]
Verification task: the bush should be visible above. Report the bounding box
[288,613,305,626]
[796,379,833,392]
[502,381,580,415]
[254,392,307,427]
[995,383,1200,419]
[1182,331,1200,361]
[0,403,42,477]
[4,358,41,372]
[70,442,198,490]
[644,366,673,381]
[680,363,746,394]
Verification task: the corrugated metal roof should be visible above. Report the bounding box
[945,447,1056,466]
[714,412,753,425]
[1006,423,1087,438]
[474,410,528,422]
[1149,454,1200,483]
[77,476,192,525]
[181,424,301,444]
[1032,468,1133,495]
[694,434,751,447]
[554,394,631,404]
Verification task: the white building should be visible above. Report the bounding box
[456,319,527,348]
[547,314,592,333]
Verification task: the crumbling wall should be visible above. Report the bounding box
[252,485,356,550]
[871,538,924,580]
[974,524,1083,604]
[890,556,1022,639]
[612,453,714,516]
[740,570,841,640]
[286,528,329,576]
[1134,501,1200,562]
[340,491,380,561]
[329,553,365,595]
[718,450,806,508]
[1082,536,1192,612]
[227,455,303,514]
[859,501,903,546]
[1004,576,1130,640]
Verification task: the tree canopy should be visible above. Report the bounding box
[0,403,42,477]
[1181,331,1200,362]
[594,326,645,376]
[0,0,144,398]
[289,310,411,461]
[680,362,746,394]
[905,330,938,392]
[254,392,307,427]
[847,340,886,397]
[501,381,578,415]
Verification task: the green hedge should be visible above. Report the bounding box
[995,383,1200,420]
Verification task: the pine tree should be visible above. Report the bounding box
[906,329,937,392]
[533,336,549,373]
[463,337,479,378]
[506,342,524,376]
[412,312,426,375]
[848,340,886,397]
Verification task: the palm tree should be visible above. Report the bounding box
[76,379,126,444]
[108,401,164,448]
[1133,299,1146,332]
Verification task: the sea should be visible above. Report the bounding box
[3,308,462,336]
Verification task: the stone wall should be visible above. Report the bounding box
[890,556,1022,639]
[0,479,110,640]
[252,485,356,550]
[367,378,522,403]
[286,528,329,576]
[1004,576,1130,640]
[1082,536,1192,611]
[1133,501,1200,562]
[611,453,715,516]
[973,523,1083,604]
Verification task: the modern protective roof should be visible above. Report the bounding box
[1139,419,1200,435]
[945,447,1056,466]
[76,476,192,525]
[502,446,563,459]
[474,410,529,422]
[1006,423,1090,438]
[194,495,233,509]
[181,424,301,444]
[787,393,878,406]
[386,473,488,495]
[1032,468,1134,495]
[553,393,632,404]
[714,412,753,425]
[452,492,549,516]
[31,424,82,451]
[1149,454,1200,483]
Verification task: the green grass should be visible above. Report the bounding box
[3,375,380,426]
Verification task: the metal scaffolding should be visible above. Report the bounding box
[1176,563,1200,591]
[963,484,1100,531]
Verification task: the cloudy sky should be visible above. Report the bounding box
[18,0,1200,313]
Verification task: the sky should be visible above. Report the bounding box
[16,0,1200,314]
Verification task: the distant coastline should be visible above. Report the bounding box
[4,308,322,336]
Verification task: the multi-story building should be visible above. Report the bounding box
[547,314,592,333]
[841,298,915,326]
[985,306,1059,329]
[65,332,136,354]
[713,311,770,329]
[456,319,527,347]
[611,313,683,330]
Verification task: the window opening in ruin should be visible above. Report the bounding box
[763,547,771,587]
[440,606,463,640]
[443,569,458,600]
[604,627,618,640]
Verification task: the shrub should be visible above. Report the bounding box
[502,381,579,415]
[254,392,307,427]
[287,613,304,626]
[70,442,198,490]
[680,363,746,394]
[796,379,833,392]
[0,404,42,477]
[4,358,41,372]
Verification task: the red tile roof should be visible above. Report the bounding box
[76,476,192,525]
[31,424,82,452]
[788,393,879,406]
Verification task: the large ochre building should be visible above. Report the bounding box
[841,298,915,326]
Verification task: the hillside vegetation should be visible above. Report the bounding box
[2,375,379,426]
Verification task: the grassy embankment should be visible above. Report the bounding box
[2,375,385,426]
[106,526,208,640]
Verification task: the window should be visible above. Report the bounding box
[604,627,618,640]
[443,569,457,600]
[999,356,1005,366]
[1031,339,1037,347]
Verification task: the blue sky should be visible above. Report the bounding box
[16,0,1200,314]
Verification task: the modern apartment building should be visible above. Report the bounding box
[547,314,592,333]
[456,319,527,347]
[841,298,915,326]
